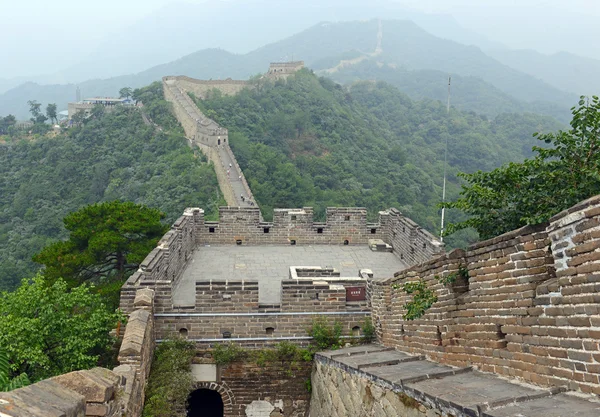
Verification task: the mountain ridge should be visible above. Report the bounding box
[0,19,575,122]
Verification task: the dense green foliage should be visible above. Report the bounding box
[197,70,562,247]
[33,201,168,287]
[0,349,30,392]
[392,280,438,320]
[0,82,223,290]
[446,96,600,239]
[307,317,343,350]
[0,275,123,382]
[143,339,196,417]
[0,115,16,135]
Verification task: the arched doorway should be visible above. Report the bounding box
[187,388,224,417]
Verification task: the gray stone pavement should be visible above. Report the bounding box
[217,146,254,207]
[317,345,600,417]
[173,245,407,306]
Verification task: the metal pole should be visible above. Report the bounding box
[440,76,451,241]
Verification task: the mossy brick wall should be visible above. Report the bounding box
[309,358,440,417]
[155,312,368,347]
[370,194,600,395]
[204,360,311,417]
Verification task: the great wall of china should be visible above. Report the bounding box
[2,63,600,417]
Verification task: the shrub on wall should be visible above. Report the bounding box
[143,339,196,417]
[361,317,376,343]
[308,317,343,350]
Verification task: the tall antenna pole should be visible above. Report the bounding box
[440,75,451,242]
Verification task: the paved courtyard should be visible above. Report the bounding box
[173,245,407,306]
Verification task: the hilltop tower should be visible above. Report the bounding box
[266,61,304,79]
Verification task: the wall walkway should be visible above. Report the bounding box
[163,77,256,208]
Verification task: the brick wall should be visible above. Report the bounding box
[216,361,311,417]
[175,76,248,99]
[381,208,444,266]
[371,194,600,395]
[155,313,368,348]
[198,206,387,245]
[113,288,156,417]
[154,276,369,346]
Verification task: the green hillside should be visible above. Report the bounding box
[0,82,223,290]
[195,70,563,247]
[324,60,571,123]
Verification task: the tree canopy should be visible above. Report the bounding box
[445,96,600,239]
[0,275,123,381]
[33,201,168,287]
[0,349,30,392]
[119,87,133,99]
[196,70,563,248]
[0,81,223,291]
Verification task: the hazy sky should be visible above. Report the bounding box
[2,0,598,78]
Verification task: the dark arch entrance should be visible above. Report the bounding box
[187,388,224,417]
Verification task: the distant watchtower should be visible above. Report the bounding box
[267,61,304,79]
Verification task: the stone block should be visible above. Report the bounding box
[51,368,119,403]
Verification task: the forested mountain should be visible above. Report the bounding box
[195,70,563,248]
[324,60,571,123]
[2,0,501,87]
[0,20,573,122]
[0,82,223,290]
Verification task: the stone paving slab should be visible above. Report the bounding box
[174,245,406,305]
[367,360,458,385]
[316,344,600,417]
[410,371,544,414]
[484,393,600,417]
[336,350,417,369]
[324,345,394,359]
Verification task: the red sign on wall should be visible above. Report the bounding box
[346,286,366,301]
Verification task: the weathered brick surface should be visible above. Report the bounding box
[371,195,600,395]
[0,369,123,417]
[155,312,368,344]
[215,361,312,417]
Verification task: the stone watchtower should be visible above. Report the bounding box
[266,61,305,79]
